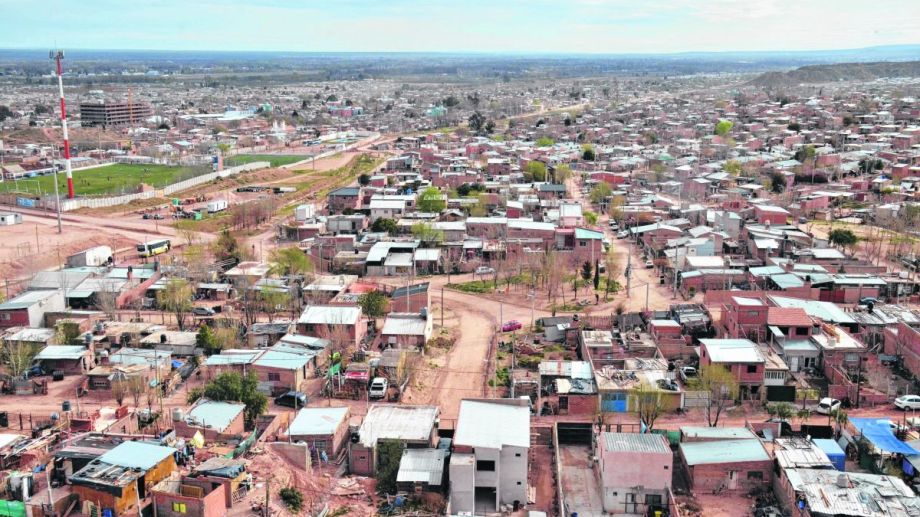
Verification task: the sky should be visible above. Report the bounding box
[2,0,919,54]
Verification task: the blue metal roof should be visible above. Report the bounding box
[186,400,245,432]
[98,441,175,470]
[288,407,349,437]
[681,439,769,466]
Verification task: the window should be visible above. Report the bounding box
[172,503,187,514]
[625,493,636,503]
[476,460,495,472]
[558,396,569,410]
[795,327,809,336]
[765,370,785,380]
[267,372,281,382]
[645,494,662,506]
[747,471,763,480]
[515,453,521,457]
[0,313,9,321]
[845,353,859,362]
[747,365,758,373]
[579,241,587,247]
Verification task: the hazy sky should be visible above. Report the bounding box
[3,0,919,54]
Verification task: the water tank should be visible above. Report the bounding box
[172,408,184,422]
[62,400,71,412]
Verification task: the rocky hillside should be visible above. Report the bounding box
[750,61,920,88]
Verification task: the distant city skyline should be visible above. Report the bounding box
[2,0,919,54]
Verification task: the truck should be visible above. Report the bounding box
[207,200,228,213]
[66,245,113,267]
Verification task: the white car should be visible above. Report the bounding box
[679,366,698,382]
[815,397,841,415]
[895,394,920,410]
[475,266,495,275]
[617,230,630,239]
[369,377,389,399]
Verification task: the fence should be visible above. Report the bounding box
[682,390,711,408]
[38,161,270,212]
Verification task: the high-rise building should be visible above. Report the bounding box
[79,101,152,128]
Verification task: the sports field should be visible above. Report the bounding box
[226,154,305,167]
[0,163,208,196]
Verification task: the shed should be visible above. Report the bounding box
[396,448,447,492]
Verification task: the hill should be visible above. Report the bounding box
[750,60,920,88]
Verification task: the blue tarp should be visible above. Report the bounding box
[850,417,920,455]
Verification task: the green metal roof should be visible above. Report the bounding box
[681,439,769,466]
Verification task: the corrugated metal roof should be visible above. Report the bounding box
[397,448,446,485]
[186,400,245,432]
[601,432,670,454]
[680,427,757,440]
[98,441,175,470]
[34,345,87,360]
[297,305,361,325]
[381,314,429,336]
[288,407,349,437]
[680,439,769,466]
[359,405,439,446]
[0,290,61,310]
[769,295,856,324]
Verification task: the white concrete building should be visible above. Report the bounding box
[449,399,530,514]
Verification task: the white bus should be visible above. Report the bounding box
[137,239,171,258]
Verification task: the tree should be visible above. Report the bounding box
[371,217,398,235]
[376,440,406,495]
[714,119,733,136]
[3,339,38,379]
[584,211,599,226]
[279,487,304,513]
[260,288,290,323]
[536,137,554,147]
[268,246,313,279]
[589,182,612,205]
[111,381,128,407]
[358,290,389,319]
[768,402,795,422]
[468,111,486,134]
[768,172,786,193]
[581,261,593,284]
[723,160,742,176]
[213,228,242,264]
[156,278,194,330]
[787,122,801,132]
[593,260,600,291]
[417,186,446,213]
[203,371,268,425]
[554,164,573,182]
[829,409,848,437]
[196,325,221,355]
[828,228,858,251]
[582,144,596,161]
[127,375,147,408]
[631,382,665,431]
[357,173,371,186]
[698,365,739,427]
[0,105,13,122]
[523,161,547,183]
[411,222,444,245]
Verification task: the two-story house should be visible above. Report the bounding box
[449,399,530,514]
[698,339,766,398]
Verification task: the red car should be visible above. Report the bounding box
[501,320,523,332]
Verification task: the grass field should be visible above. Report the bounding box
[226,154,305,167]
[0,163,208,196]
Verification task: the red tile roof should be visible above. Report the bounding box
[767,307,812,327]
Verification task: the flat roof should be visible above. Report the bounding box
[680,427,757,440]
[288,407,349,437]
[185,400,245,433]
[454,399,530,449]
[699,339,765,364]
[601,432,670,454]
[98,441,175,470]
[681,439,769,466]
[358,405,439,446]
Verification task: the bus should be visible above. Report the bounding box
[137,239,171,258]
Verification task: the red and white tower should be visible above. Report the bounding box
[51,50,74,199]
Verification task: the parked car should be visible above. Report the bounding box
[617,230,630,239]
[501,320,523,332]
[192,306,215,317]
[656,379,679,391]
[645,259,654,269]
[679,366,698,382]
[895,394,920,410]
[274,391,308,408]
[816,397,841,415]
[475,266,495,275]
[369,377,389,399]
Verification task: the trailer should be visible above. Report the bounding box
[207,199,228,213]
[65,245,113,267]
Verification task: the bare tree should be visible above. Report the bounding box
[3,340,38,379]
[630,381,665,431]
[111,380,128,407]
[95,280,120,320]
[128,375,147,408]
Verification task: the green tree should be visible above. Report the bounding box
[554,164,574,182]
[523,161,547,182]
[630,382,665,431]
[279,487,304,512]
[698,365,739,427]
[156,278,194,330]
[371,217,398,235]
[828,228,858,251]
[260,288,291,323]
[268,246,314,279]
[582,144,596,161]
[375,440,406,495]
[468,111,486,134]
[535,136,554,147]
[358,290,389,318]
[203,371,268,425]
[196,324,221,355]
[593,260,600,291]
[213,228,243,264]
[714,119,734,136]
[583,210,599,226]
[357,173,371,186]
[769,172,787,193]
[589,182,612,204]
[411,222,444,245]
[723,160,742,176]
[0,105,13,122]
[581,261,593,283]
[417,186,446,213]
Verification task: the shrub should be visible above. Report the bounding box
[279,487,304,512]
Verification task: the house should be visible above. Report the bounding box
[140,330,198,356]
[396,448,448,494]
[390,282,431,314]
[174,399,246,441]
[678,438,771,494]
[327,187,361,214]
[246,322,292,348]
[349,405,439,476]
[598,433,672,516]
[753,205,790,225]
[296,305,365,347]
[698,339,765,397]
[152,472,227,517]
[70,441,178,516]
[449,399,530,515]
[32,344,95,375]
[538,360,598,416]
[380,312,432,350]
[779,469,920,517]
[286,406,351,458]
[0,290,66,328]
[251,345,316,395]
[595,358,684,414]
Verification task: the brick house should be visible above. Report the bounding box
[598,433,672,516]
[0,290,66,329]
[678,437,771,494]
[698,339,765,397]
[327,187,361,214]
[752,205,790,225]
